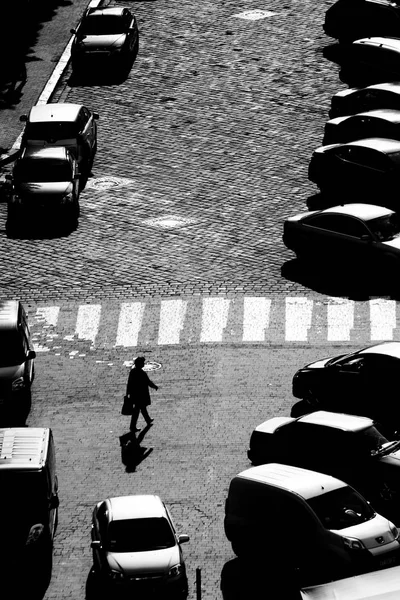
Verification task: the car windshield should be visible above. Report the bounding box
[25,122,78,141]
[80,15,126,35]
[107,517,175,552]
[307,486,375,530]
[368,214,400,241]
[15,160,72,183]
[0,331,26,367]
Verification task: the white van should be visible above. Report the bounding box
[224,463,400,584]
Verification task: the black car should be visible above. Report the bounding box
[324,0,400,42]
[247,410,400,525]
[329,82,400,120]
[339,37,400,88]
[308,137,400,205]
[291,342,400,437]
[323,109,400,145]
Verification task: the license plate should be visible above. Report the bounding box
[379,555,397,568]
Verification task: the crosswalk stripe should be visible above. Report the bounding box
[243,297,271,342]
[158,299,187,345]
[370,299,397,341]
[75,305,101,345]
[327,298,355,342]
[200,298,231,342]
[115,302,145,347]
[285,297,313,341]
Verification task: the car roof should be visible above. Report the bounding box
[320,203,393,220]
[359,341,400,359]
[108,495,166,521]
[334,82,400,99]
[0,300,19,330]
[355,37,400,52]
[237,463,346,499]
[347,137,400,153]
[21,147,69,161]
[0,428,50,470]
[349,108,400,123]
[297,411,374,432]
[28,103,83,123]
[86,7,125,17]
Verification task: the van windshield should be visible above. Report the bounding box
[0,332,25,367]
[107,517,175,552]
[0,472,46,518]
[307,486,375,530]
[25,122,78,141]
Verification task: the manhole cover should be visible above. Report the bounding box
[123,360,162,371]
[143,215,196,229]
[85,176,134,191]
[233,10,276,20]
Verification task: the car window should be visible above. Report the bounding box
[334,146,389,170]
[0,331,26,367]
[15,159,72,182]
[107,517,175,552]
[307,486,375,530]
[81,14,126,35]
[368,213,400,241]
[25,122,78,141]
[305,214,368,237]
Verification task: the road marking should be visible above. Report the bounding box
[285,298,313,341]
[158,299,187,345]
[115,302,145,347]
[200,298,231,342]
[233,10,276,20]
[327,298,354,341]
[370,299,397,341]
[243,297,271,341]
[75,304,102,346]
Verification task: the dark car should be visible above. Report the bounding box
[291,342,400,437]
[308,138,400,205]
[324,0,400,42]
[339,37,400,88]
[329,82,400,120]
[247,410,400,525]
[70,6,139,72]
[323,109,400,145]
[283,203,400,272]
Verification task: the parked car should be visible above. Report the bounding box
[323,109,400,145]
[339,37,400,88]
[0,428,59,580]
[324,0,400,42]
[283,203,400,275]
[6,147,81,235]
[247,411,400,525]
[90,495,189,598]
[19,103,98,176]
[224,463,400,585]
[0,300,35,425]
[291,342,400,437]
[70,6,139,72]
[329,82,400,120]
[308,138,400,205]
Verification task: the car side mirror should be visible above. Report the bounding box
[93,112,99,120]
[361,234,373,243]
[178,534,190,544]
[28,350,36,360]
[70,28,76,34]
[19,115,28,122]
[91,540,101,549]
[49,495,59,509]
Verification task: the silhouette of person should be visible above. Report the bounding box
[126,357,158,432]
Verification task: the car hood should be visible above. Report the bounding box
[79,34,126,49]
[332,514,397,550]
[17,182,72,196]
[107,545,180,576]
[382,235,400,250]
[302,357,335,370]
[0,364,24,379]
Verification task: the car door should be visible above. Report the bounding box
[92,503,109,572]
[78,108,94,154]
[124,9,136,50]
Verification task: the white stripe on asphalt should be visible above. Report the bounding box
[327,298,354,342]
[32,306,60,352]
[243,297,271,341]
[158,299,187,345]
[370,299,397,341]
[200,298,231,342]
[285,298,313,341]
[115,302,145,347]
[75,304,101,345]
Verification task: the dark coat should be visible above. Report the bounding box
[126,368,157,407]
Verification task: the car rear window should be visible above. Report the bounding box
[25,122,78,141]
[81,15,127,35]
[15,159,72,183]
[107,517,175,552]
[307,486,375,530]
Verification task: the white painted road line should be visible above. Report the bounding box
[370,299,397,341]
[285,297,313,341]
[327,298,354,342]
[158,299,187,345]
[243,297,271,341]
[200,298,231,342]
[115,302,145,347]
[75,304,102,345]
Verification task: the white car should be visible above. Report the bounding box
[90,495,189,598]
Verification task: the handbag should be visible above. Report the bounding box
[121,395,133,416]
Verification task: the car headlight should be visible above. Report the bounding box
[390,523,399,540]
[12,377,26,391]
[343,536,365,551]
[168,564,183,578]
[26,524,44,545]
[109,569,124,581]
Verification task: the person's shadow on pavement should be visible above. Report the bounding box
[119,426,153,473]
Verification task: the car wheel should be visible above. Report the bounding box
[290,400,311,418]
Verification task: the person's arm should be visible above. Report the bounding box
[146,374,158,390]
[126,369,134,396]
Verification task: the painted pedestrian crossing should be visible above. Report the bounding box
[28,296,400,353]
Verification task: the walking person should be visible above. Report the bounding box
[126,357,158,432]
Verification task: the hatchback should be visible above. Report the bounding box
[339,37,400,88]
[90,495,189,598]
[329,82,400,119]
[323,109,400,145]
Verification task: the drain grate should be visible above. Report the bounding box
[85,176,135,191]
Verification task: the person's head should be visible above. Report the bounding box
[134,356,145,369]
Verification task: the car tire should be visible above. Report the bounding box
[290,400,311,418]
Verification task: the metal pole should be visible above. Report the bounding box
[196,567,201,600]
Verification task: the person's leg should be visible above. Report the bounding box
[130,405,140,431]
[141,406,153,425]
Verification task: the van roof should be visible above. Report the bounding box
[0,428,50,470]
[0,301,20,330]
[237,463,346,499]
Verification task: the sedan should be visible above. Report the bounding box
[324,0,400,42]
[329,82,400,120]
[90,495,189,598]
[283,203,400,271]
[71,6,139,72]
[323,109,400,145]
[339,37,400,88]
[308,138,400,205]
[291,342,400,437]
